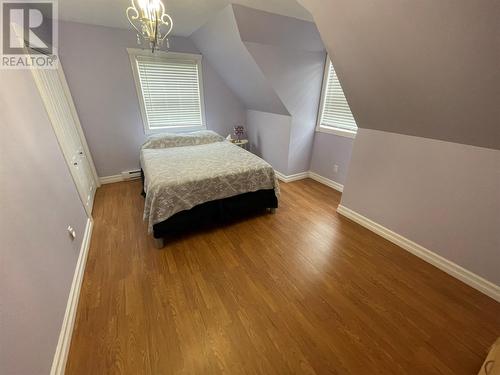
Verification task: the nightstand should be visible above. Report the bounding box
[232,139,249,150]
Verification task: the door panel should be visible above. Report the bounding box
[32,64,98,217]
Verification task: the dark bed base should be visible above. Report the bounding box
[141,170,278,240]
[152,189,278,239]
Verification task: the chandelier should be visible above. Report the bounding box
[126,0,173,52]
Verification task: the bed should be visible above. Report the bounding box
[140,131,279,247]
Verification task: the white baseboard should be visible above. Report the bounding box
[102,169,344,193]
[100,174,142,185]
[275,170,310,183]
[99,174,123,184]
[275,170,344,193]
[308,172,343,192]
[337,205,500,302]
[50,218,94,375]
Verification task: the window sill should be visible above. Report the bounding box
[315,126,357,139]
[145,125,206,135]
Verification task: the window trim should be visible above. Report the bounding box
[316,55,357,139]
[127,48,207,134]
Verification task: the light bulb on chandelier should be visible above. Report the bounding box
[126,0,173,52]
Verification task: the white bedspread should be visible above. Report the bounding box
[141,141,279,233]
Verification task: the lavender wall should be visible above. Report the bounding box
[244,42,325,174]
[341,130,500,285]
[0,69,88,374]
[59,21,246,177]
[233,5,327,175]
[246,110,291,174]
[309,132,354,185]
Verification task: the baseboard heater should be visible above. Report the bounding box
[121,170,141,181]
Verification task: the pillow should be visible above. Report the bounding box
[142,130,224,149]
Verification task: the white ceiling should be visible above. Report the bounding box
[59,0,313,37]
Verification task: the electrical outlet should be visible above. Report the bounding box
[333,164,339,174]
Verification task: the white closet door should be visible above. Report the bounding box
[32,64,99,217]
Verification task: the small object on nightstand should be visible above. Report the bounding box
[234,125,245,141]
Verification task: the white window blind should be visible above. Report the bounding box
[319,60,357,133]
[134,54,204,131]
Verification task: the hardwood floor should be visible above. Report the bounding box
[66,179,500,375]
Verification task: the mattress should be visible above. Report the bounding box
[140,139,279,233]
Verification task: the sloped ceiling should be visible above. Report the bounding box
[192,4,326,116]
[191,5,289,115]
[298,0,500,150]
[232,4,323,52]
[59,0,313,37]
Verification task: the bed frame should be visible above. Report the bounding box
[141,171,278,248]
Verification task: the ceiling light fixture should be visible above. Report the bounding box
[126,0,173,52]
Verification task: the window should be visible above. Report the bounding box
[128,49,206,134]
[317,57,357,138]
